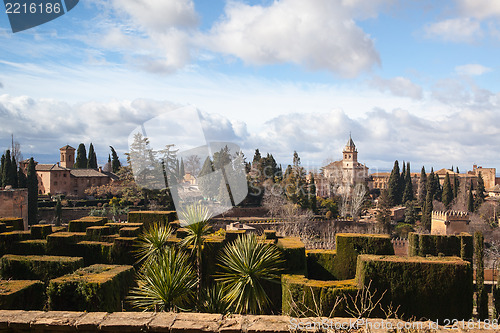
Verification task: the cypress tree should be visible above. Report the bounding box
[0,153,4,187]
[475,231,488,320]
[467,181,474,213]
[422,189,433,231]
[309,173,317,213]
[180,158,185,179]
[402,162,413,204]
[198,156,216,199]
[87,143,98,169]
[55,196,62,226]
[74,143,87,169]
[475,172,486,210]
[376,190,392,233]
[433,172,442,202]
[11,156,18,188]
[17,168,27,188]
[27,157,38,226]
[442,173,453,209]
[453,174,459,198]
[387,160,401,206]
[110,146,121,173]
[2,150,13,187]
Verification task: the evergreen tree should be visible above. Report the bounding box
[467,181,474,213]
[107,154,111,168]
[0,153,4,187]
[74,143,87,169]
[387,160,401,206]
[27,157,38,226]
[54,196,62,226]
[402,162,413,204]
[442,173,453,209]
[433,172,442,202]
[427,169,437,201]
[180,158,185,179]
[87,143,98,169]
[198,157,216,200]
[475,172,486,210]
[1,150,13,187]
[418,167,428,206]
[421,189,433,231]
[376,190,392,233]
[309,173,317,213]
[110,146,121,173]
[475,231,488,320]
[453,173,459,198]
[252,149,262,167]
[404,200,417,224]
[17,167,27,188]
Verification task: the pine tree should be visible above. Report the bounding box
[442,173,453,209]
[421,188,433,231]
[475,231,488,320]
[110,146,121,173]
[87,143,98,169]
[467,181,474,213]
[475,172,486,210]
[74,143,87,169]
[252,149,262,167]
[309,173,317,213]
[387,160,401,206]
[418,167,427,207]
[27,157,38,226]
[402,162,413,204]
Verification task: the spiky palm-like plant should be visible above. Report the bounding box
[216,233,284,315]
[198,282,232,314]
[179,204,213,300]
[128,246,197,311]
[135,222,173,265]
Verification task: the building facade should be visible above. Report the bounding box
[0,188,28,229]
[431,210,469,235]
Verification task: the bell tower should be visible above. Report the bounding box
[342,134,358,166]
[60,145,76,168]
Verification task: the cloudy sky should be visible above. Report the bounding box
[1,0,500,173]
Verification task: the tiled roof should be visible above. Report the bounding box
[35,164,68,171]
[60,145,75,150]
[488,184,500,193]
[70,169,109,178]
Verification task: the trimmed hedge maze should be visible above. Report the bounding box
[408,232,473,262]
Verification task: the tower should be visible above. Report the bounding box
[60,145,75,168]
[342,134,358,167]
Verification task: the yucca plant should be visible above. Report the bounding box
[179,203,213,300]
[197,282,232,314]
[128,246,197,311]
[216,233,284,314]
[135,222,173,265]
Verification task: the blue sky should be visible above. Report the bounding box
[1,0,500,174]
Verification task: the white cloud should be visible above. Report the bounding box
[204,0,383,77]
[369,76,423,100]
[424,18,482,43]
[457,0,500,19]
[455,64,492,76]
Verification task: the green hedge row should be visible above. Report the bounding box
[0,280,45,310]
[306,250,337,280]
[408,232,473,262]
[356,254,473,321]
[333,233,394,280]
[127,211,177,228]
[0,218,24,231]
[0,254,84,282]
[68,217,107,232]
[30,224,53,239]
[277,237,306,275]
[282,274,358,317]
[47,264,135,312]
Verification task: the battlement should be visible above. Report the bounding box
[431,210,469,222]
[431,211,470,235]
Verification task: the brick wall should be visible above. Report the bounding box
[0,189,28,230]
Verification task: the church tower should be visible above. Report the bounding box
[60,145,75,168]
[342,134,358,168]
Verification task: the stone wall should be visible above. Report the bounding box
[0,311,492,332]
[0,189,28,230]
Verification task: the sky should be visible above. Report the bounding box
[1,0,500,174]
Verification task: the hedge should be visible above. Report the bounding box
[0,280,45,310]
[30,224,53,239]
[127,211,177,228]
[0,231,31,255]
[0,217,24,231]
[68,217,107,232]
[47,264,135,312]
[105,222,144,234]
[201,236,225,285]
[11,240,47,255]
[495,274,500,319]
[306,250,337,280]
[282,274,358,317]
[0,223,6,233]
[111,237,138,265]
[0,254,84,282]
[356,254,473,321]
[333,233,394,280]
[277,237,306,275]
[408,232,473,262]
[119,227,141,237]
[224,230,246,243]
[46,232,86,256]
[86,226,112,241]
[76,241,113,265]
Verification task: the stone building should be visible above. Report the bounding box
[20,145,117,198]
[315,135,369,197]
[431,210,469,235]
[0,188,28,229]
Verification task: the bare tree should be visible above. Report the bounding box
[350,183,367,221]
[184,154,201,176]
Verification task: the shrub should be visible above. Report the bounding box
[356,254,473,321]
[0,231,31,255]
[68,217,107,232]
[76,241,113,265]
[86,226,112,241]
[277,237,306,275]
[306,250,336,280]
[46,232,82,256]
[0,254,84,282]
[0,280,45,310]
[11,240,47,255]
[47,264,135,312]
[408,232,473,262]
[127,211,177,228]
[111,237,137,265]
[333,233,394,280]
[0,217,24,231]
[30,224,53,239]
[119,227,141,237]
[281,274,358,317]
